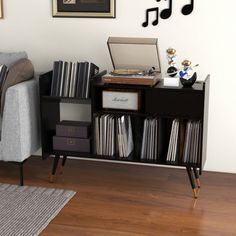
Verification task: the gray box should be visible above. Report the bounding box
[56,120,91,138]
[53,136,91,153]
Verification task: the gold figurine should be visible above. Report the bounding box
[179,59,198,87]
[166,47,178,77]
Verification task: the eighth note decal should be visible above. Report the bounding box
[142,0,194,27]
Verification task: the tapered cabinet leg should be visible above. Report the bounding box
[50,155,60,183]
[193,167,201,188]
[186,167,198,199]
[60,156,67,174]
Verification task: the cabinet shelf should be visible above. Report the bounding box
[92,109,147,117]
[52,149,200,168]
[41,96,91,104]
[53,150,92,158]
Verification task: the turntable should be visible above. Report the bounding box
[102,37,162,86]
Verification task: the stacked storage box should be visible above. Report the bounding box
[53,120,91,153]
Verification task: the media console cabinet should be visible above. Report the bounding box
[39,71,209,198]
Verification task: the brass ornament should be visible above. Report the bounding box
[166,48,176,55]
[182,60,192,67]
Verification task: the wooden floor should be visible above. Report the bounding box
[0,157,236,236]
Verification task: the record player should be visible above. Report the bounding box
[102,37,162,86]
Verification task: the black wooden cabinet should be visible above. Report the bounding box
[39,71,210,198]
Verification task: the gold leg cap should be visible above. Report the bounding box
[193,188,198,199]
[196,178,201,188]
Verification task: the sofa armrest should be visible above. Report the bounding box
[1,80,40,162]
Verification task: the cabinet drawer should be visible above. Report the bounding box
[145,89,204,118]
[56,121,91,138]
[53,136,91,153]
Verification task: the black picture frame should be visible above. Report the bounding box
[52,0,116,18]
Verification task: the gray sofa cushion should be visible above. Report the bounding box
[0,58,34,114]
[0,51,28,68]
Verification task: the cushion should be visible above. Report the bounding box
[0,51,28,68]
[0,58,34,114]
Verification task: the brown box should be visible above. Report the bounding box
[102,89,141,111]
[56,120,91,138]
[53,136,91,153]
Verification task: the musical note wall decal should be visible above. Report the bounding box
[142,0,195,27]
[142,7,159,27]
[142,0,160,27]
[181,0,194,15]
[160,0,173,19]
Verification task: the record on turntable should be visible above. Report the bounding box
[102,37,162,86]
[111,69,144,76]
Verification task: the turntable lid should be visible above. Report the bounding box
[107,37,161,73]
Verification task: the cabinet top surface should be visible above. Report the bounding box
[154,80,204,91]
[93,79,204,91]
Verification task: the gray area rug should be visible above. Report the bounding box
[0,183,76,236]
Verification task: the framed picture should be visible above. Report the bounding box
[52,0,116,18]
[0,0,3,19]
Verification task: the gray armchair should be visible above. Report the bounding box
[0,80,40,185]
[0,52,40,185]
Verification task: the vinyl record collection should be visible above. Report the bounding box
[166,119,202,164]
[50,60,99,98]
[166,119,180,162]
[93,115,202,163]
[141,117,163,161]
[182,120,202,164]
[94,114,134,158]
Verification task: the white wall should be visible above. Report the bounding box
[0,0,236,173]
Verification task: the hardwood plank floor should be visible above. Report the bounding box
[0,156,236,236]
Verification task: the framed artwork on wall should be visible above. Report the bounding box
[0,0,3,19]
[52,0,116,18]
